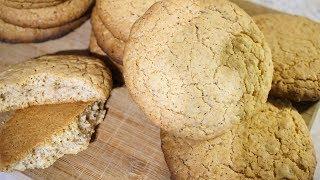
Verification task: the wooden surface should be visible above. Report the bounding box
[0,1,319,179]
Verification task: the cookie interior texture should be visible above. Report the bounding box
[161,102,316,179]
[0,55,112,112]
[124,0,273,140]
[253,13,320,102]
[0,101,107,171]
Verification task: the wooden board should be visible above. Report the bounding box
[0,1,319,179]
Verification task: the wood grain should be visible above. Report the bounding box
[0,1,318,179]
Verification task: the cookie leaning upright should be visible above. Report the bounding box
[92,0,158,66]
[0,55,112,112]
[161,101,316,179]
[253,14,320,101]
[124,0,273,140]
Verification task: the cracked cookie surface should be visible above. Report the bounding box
[124,0,273,140]
[94,0,158,65]
[0,55,112,112]
[254,14,320,102]
[161,101,316,179]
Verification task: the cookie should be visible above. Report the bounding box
[91,8,124,65]
[253,14,320,102]
[1,0,65,9]
[124,0,273,140]
[229,0,280,15]
[0,101,107,171]
[6,0,65,3]
[0,55,112,112]
[161,101,316,179]
[94,0,158,64]
[0,0,93,28]
[89,31,107,57]
[0,13,89,43]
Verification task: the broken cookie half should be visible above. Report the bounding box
[0,55,112,171]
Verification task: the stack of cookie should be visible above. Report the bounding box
[0,0,93,43]
[90,0,158,69]
[122,0,317,179]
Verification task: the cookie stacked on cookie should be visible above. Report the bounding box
[90,0,158,68]
[0,55,113,171]
[0,0,93,43]
[122,0,316,179]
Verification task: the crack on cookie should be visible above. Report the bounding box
[124,0,272,139]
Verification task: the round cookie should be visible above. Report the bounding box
[161,102,316,179]
[253,14,320,102]
[91,8,124,65]
[0,0,93,28]
[1,0,66,9]
[0,14,89,43]
[124,0,273,139]
[94,0,158,64]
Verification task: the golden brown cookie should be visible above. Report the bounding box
[124,0,273,140]
[89,31,107,57]
[94,0,158,65]
[0,0,92,28]
[1,0,66,9]
[91,8,124,66]
[0,55,112,112]
[0,13,88,43]
[89,31,124,73]
[229,0,280,15]
[0,101,107,171]
[253,14,320,102]
[161,101,316,179]
[7,0,64,2]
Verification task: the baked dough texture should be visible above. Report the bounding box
[124,0,273,139]
[91,8,124,65]
[93,0,158,65]
[0,101,107,171]
[0,0,93,28]
[1,0,66,9]
[5,0,65,3]
[0,55,112,112]
[161,102,316,179]
[254,14,320,102]
[89,31,107,57]
[0,13,89,43]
